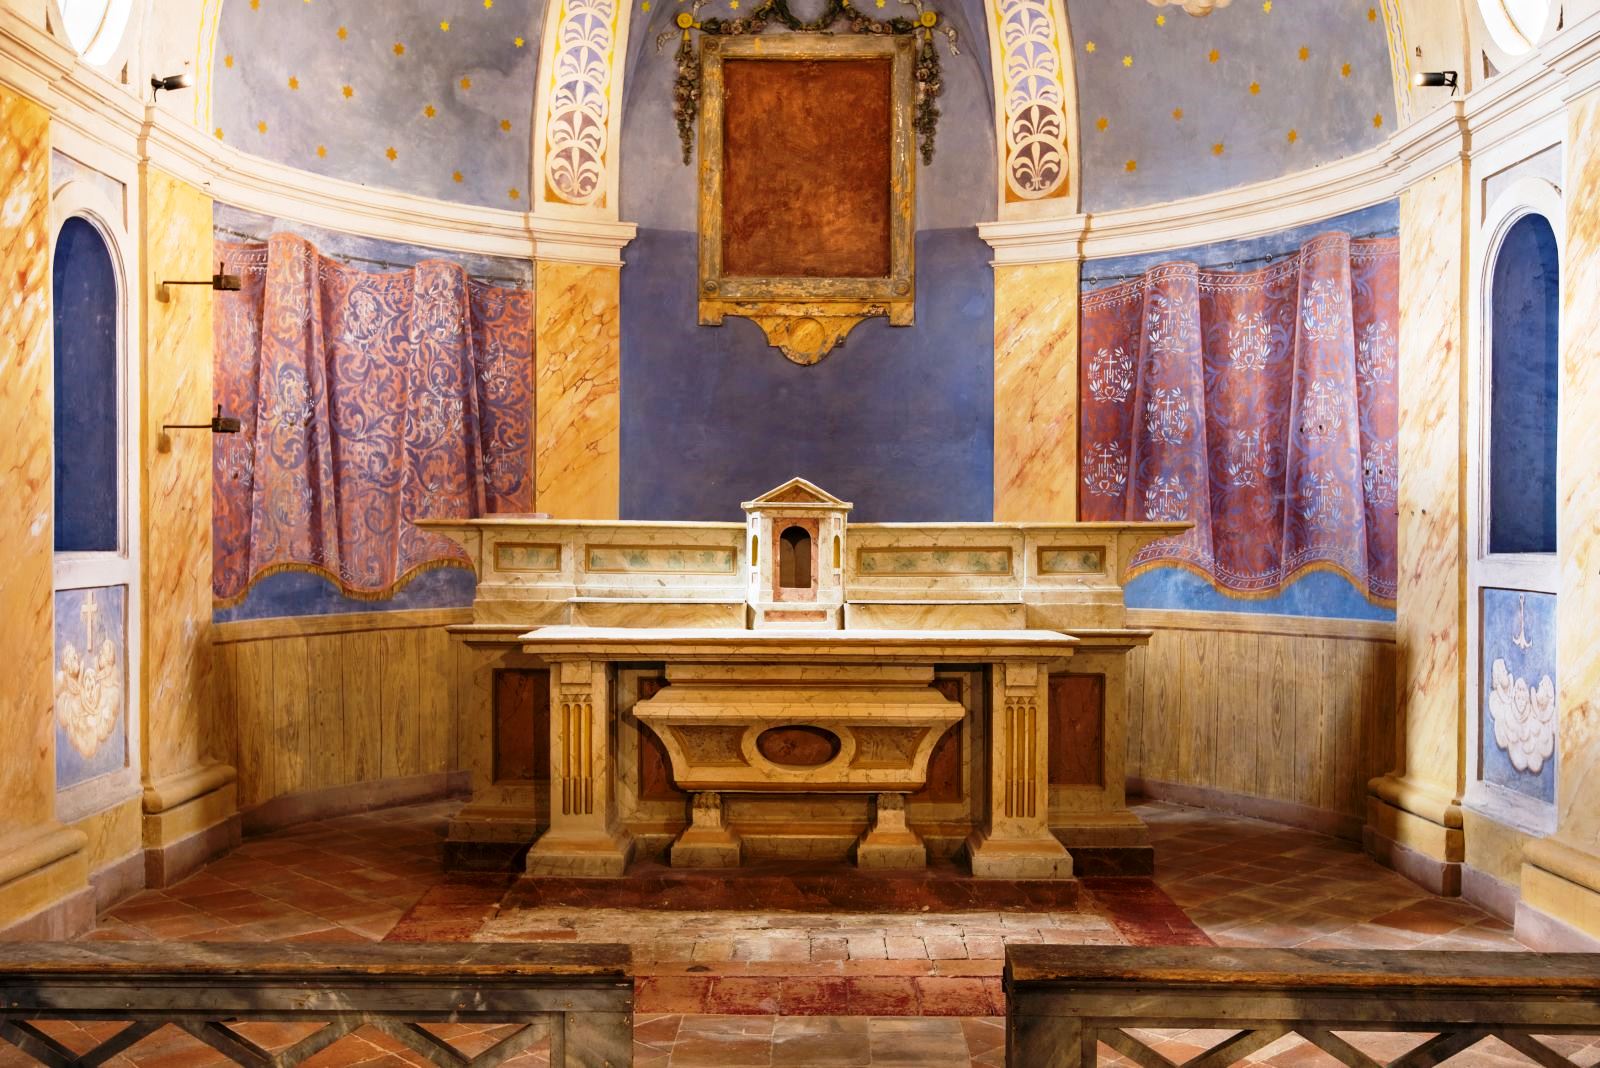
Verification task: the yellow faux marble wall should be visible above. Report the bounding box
[993,261,1079,523]
[1378,160,1470,856]
[140,169,220,786]
[0,90,56,838]
[1552,90,1600,854]
[535,262,620,520]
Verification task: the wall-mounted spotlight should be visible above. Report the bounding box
[150,73,192,101]
[1413,70,1459,94]
[156,264,242,303]
[163,405,241,435]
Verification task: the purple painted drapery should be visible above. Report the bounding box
[213,234,534,605]
[1079,232,1399,603]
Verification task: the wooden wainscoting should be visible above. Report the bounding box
[1124,609,1397,839]
[211,608,473,820]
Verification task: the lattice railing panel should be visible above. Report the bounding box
[1007,946,1600,1068]
[0,942,632,1068]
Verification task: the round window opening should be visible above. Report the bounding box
[57,0,133,66]
[1478,0,1551,55]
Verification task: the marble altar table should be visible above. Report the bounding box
[421,478,1184,880]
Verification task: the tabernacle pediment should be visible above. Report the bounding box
[742,478,853,512]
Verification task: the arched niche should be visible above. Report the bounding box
[1487,211,1560,556]
[52,215,122,553]
[778,525,813,590]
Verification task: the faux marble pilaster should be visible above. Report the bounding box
[0,89,93,935]
[526,660,634,876]
[534,262,620,520]
[993,261,1079,523]
[1521,90,1600,942]
[140,168,237,880]
[1367,161,1468,888]
[969,662,1073,879]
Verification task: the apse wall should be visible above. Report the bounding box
[615,0,997,522]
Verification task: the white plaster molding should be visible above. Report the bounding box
[138,109,634,266]
[0,4,77,104]
[982,141,1402,265]
[1547,8,1600,101]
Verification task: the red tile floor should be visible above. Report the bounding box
[3,799,1570,1066]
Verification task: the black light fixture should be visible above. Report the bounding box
[156,262,242,302]
[164,405,241,435]
[1413,70,1459,93]
[149,72,192,100]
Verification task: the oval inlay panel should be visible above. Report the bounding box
[756,725,841,767]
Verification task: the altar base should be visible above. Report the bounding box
[672,792,743,868]
[855,793,926,870]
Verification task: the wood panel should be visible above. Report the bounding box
[1126,618,1397,827]
[213,614,461,811]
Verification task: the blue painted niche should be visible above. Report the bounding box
[53,216,120,553]
[1480,587,1557,804]
[1488,213,1560,556]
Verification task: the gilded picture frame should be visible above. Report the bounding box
[697,34,916,365]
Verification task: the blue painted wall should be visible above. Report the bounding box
[1090,200,1400,621]
[213,0,543,209]
[1488,213,1559,556]
[1067,0,1394,212]
[53,216,120,553]
[620,227,994,521]
[618,0,997,521]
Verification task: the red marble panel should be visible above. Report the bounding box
[638,677,686,802]
[493,669,550,783]
[1047,673,1104,787]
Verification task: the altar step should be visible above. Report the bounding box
[498,858,1093,913]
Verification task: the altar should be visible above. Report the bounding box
[421,480,1183,879]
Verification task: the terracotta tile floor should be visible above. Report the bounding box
[1,798,1554,1066]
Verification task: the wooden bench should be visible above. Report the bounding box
[1007,944,1600,1067]
[0,941,632,1067]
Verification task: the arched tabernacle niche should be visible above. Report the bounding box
[1488,212,1560,556]
[779,525,813,590]
[52,216,121,553]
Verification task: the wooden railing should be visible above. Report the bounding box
[1007,945,1600,1068]
[0,942,632,1068]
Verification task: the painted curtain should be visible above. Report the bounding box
[1079,232,1398,603]
[213,234,534,605]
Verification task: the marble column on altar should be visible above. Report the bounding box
[968,662,1073,879]
[525,659,635,877]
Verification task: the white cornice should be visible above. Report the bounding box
[139,110,634,266]
[982,141,1402,266]
[0,7,72,105]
